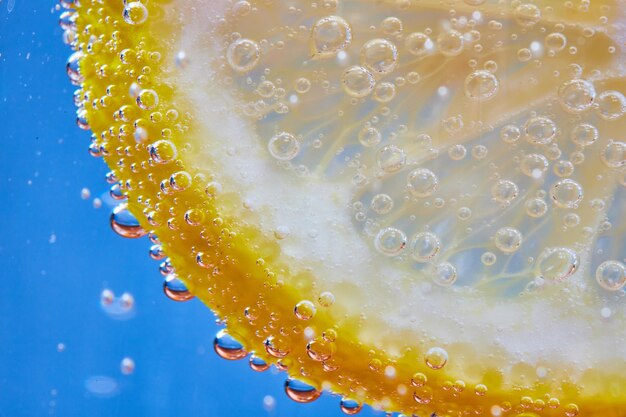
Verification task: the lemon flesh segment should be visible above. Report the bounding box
[72,0,625,415]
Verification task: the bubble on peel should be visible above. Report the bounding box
[448,144,467,160]
[409,232,441,262]
[149,140,177,164]
[310,16,352,57]
[249,355,270,372]
[464,70,499,101]
[601,141,625,168]
[214,329,247,360]
[374,227,407,256]
[405,32,433,56]
[340,398,362,415]
[318,291,335,307]
[514,3,541,27]
[433,262,457,286]
[123,2,148,25]
[294,300,316,320]
[491,180,518,205]
[525,116,556,144]
[500,124,521,144]
[413,386,433,404]
[136,89,158,110]
[342,66,375,98]
[374,82,396,103]
[545,32,567,52]
[110,203,146,238]
[377,145,406,172]
[536,247,579,282]
[558,79,595,113]
[481,252,497,266]
[494,227,523,253]
[570,123,598,147]
[371,193,394,214]
[407,168,438,198]
[381,16,403,35]
[595,260,626,291]
[550,179,583,209]
[358,126,381,147]
[227,39,261,73]
[268,132,299,161]
[163,274,194,302]
[437,30,464,56]
[360,38,398,74]
[520,153,549,178]
[284,378,321,403]
[425,347,448,369]
[596,90,626,120]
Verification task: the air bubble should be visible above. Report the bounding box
[601,141,625,168]
[360,39,398,74]
[311,16,352,57]
[437,30,464,56]
[340,398,362,415]
[550,179,583,209]
[123,2,148,25]
[500,124,521,144]
[494,227,523,253]
[227,39,261,73]
[110,203,146,238]
[284,379,321,403]
[464,70,499,101]
[342,66,375,98]
[294,300,316,320]
[409,232,441,262]
[520,153,548,178]
[595,260,626,291]
[149,140,177,164]
[377,145,406,172]
[514,3,541,27]
[407,168,438,198]
[570,123,598,147]
[268,132,299,160]
[491,180,518,205]
[558,79,595,113]
[374,227,407,256]
[370,193,394,214]
[596,90,626,120]
[536,247,579,282]
[358,126,382,147]
[405,32,433,56]
[425,347,448,369]
[214,329,247,360]
[525,116,556,145]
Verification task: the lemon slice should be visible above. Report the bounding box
[63,0,626,415]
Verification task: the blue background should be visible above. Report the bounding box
[0,2,383,416]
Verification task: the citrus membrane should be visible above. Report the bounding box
[62,0,626,415]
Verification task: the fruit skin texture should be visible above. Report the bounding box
[67,1,626,416]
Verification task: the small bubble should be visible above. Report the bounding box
[342,65,375,98]
[214,329,247,360]
[494,227,523,253]
[491,180,518,205]
[374,227,407,256]
[136,89,158,110]
[601,141,625,168]
[149,140,178,164]
[550,179,583,209]
[433,263,457,286]
[163,274,194,302]
[596,90,626,120]
[311,16,352,57]
[595,260,626,291]
[360,38,398,74]
[524,116,556,145]
[249,355,270,372]
[570,123,598,147]
[558,79,595,113]
[526,198,548,217]
[448,144,467,160]
[407,168,438,198]
[536,247,579,282]
[370,193,394,214]
[500,124,521,144]
[110,203,146,239]
[227,39,261,73]
[318,291,335,307]
[268,132,299,160]
[377,145,406,172]
[381,17,403,35]
[340,398,362,415]
[544,32,567,52]
[405,32,434,56]
[123,2,148,25]
[520,153,549,178]
[425,347,448,369]
[294,300,316,320]
[514,3,541,27]
[358,126,382,147]
[284,379,321,403]
[409,232,441,262]
[373,82,396,103]
[464,70,499,101]
[437,30,464,56]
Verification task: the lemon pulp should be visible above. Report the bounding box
[64,0,625,415]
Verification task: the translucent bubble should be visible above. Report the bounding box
[137,89,158,110]
[249,355,270,372]
[318,291,335,307]
[123,2,148,25]
[284,379,321,403]
[268,132,299,160]
[500,124,521,144]
[381,17,403,35]
[163,274,194,302]
[520,153,549,178]
[294,300,316,320]
[149,140,178,164]
[342,65,375,98]
[596,90,626,120]
[110,203,147,238]
[256,80,275,98]
[570,123,598,147]
[433,262,457,286]
[481,252,497,266]
[264,336,290,358]
[66,51,84,86]
[405,32,434,56]
[514,3,541,27]
[550,179,583,209]
[377,145,406,172]
[491,180,519,205]
[340,398,362,415]
[413,386,434,404]
[448,144,467,160]
[373,82,396,103]
[595,260,626,291]
[437,30,464,56]
[227,39,261,73]
[558,79,595,113]
[214,329,248,360]
[553,160,574,177]
[536,247,579,282]
[358,126,382,147]
[375,227,407,256]
[544,32,567,52]
[295,77,311,94]
[425,347,449,369]
[601,141,625,168]
[407,168,438,198]
[311,16,352,57]
[371,193,394,214]
[525,116,556,145]
[563,213,580,227]
[494,227,523,253]
[360,38,398,74]
[464,70,499,101]
[409,232,441,262]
